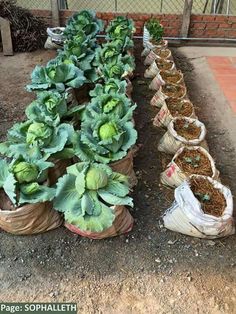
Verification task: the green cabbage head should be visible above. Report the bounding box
[12,161,39,184]
[26,122,53,146]
[85,166,108,190]
[99,122,118,140]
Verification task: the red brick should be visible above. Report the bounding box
[60,10,75,18]
[127,13,150,21]
[204,29,218,36]
[202,15,216,21]
[151,14,162,20]
[191,15,203,21]
[225,29,236,38]
[228,16,236,22]
[192,22,206,29]
[101,13,115,20]
[205,22,219,28]
[230,23,236,29]
[219,23,232,29]
[135,21,145,27]
[189,29,205,37]
[96,12,102,19]
[168,21,181,28]
[214,15,229,22]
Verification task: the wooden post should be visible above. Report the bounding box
[0,17,13,56]
[180,0,193,38]
[51,0,60,27]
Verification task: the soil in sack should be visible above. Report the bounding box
[175,147,213,177]
[153,99,195,128]
[166,98,193,117]
[190,176,226,217]
[65,205,134,240]
[0,189,62,235]
[162,84,185,98]
[150,38,166,47]
[174,118,201,140]
[156,59,174,71]
[160,70,183,84]
[153,48,171,59]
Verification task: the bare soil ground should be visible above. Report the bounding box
[0,43,236,314]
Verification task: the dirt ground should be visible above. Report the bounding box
[0,43,236,314]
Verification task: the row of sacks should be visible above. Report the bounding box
[141,34,235,239]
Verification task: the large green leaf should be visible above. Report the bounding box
[54,174,81,213]
[98,189,133,207]
[19,185,55,205]
[65,201,115,232]
[106,180,129,198]
[0,159,9,187]
[3,173,17,205]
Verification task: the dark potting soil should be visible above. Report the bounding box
[190,177,226,217]
[0,190,15,211]
[175,147,213,177]
[174,118,201,140]
[166,98,193,117]
[156,59,173,71]
[160,70,183,84]
[162,84,185,98]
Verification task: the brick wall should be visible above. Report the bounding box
[190,14,236,38]
[31,9,236,39]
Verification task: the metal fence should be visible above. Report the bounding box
[15,0,236,14]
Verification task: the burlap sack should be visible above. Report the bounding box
[125,77,133,99]
[65,205,134,239]
[149,70,184,91]
[144,60,175,79]
[144,48,172,66]
[153,100,196,128]
[158,118,207,155]
[48,159,73,186]
[109,149,138,188]
[160,146,220,188]
[0,197,62,235]
[150,84,187,108]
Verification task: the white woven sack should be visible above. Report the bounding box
[163,176,235,238]
[149,70,184,91]
[150,83,185,108]
[143,25,151,47]
[145,60,175,79]
[158,117,207,154]
[160,146,220,188]
[144,49,172,66]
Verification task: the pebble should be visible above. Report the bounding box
[168,240,178,245]
[155,258,161,263]
[206,240,216,246]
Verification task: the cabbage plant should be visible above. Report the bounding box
[89,79,127,97]
[54,162,133,232]
[73,114,137,163]
[100,59,131,81]
[95,43,135,69]
[0,120,75,160]
[63,10,103,40]
[0,158,55,206]
[106,16,135,40]
[83,93,136,121]
[26,62,86,92]
[25,91,84,127]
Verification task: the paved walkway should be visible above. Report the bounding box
[207,56,236,113]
